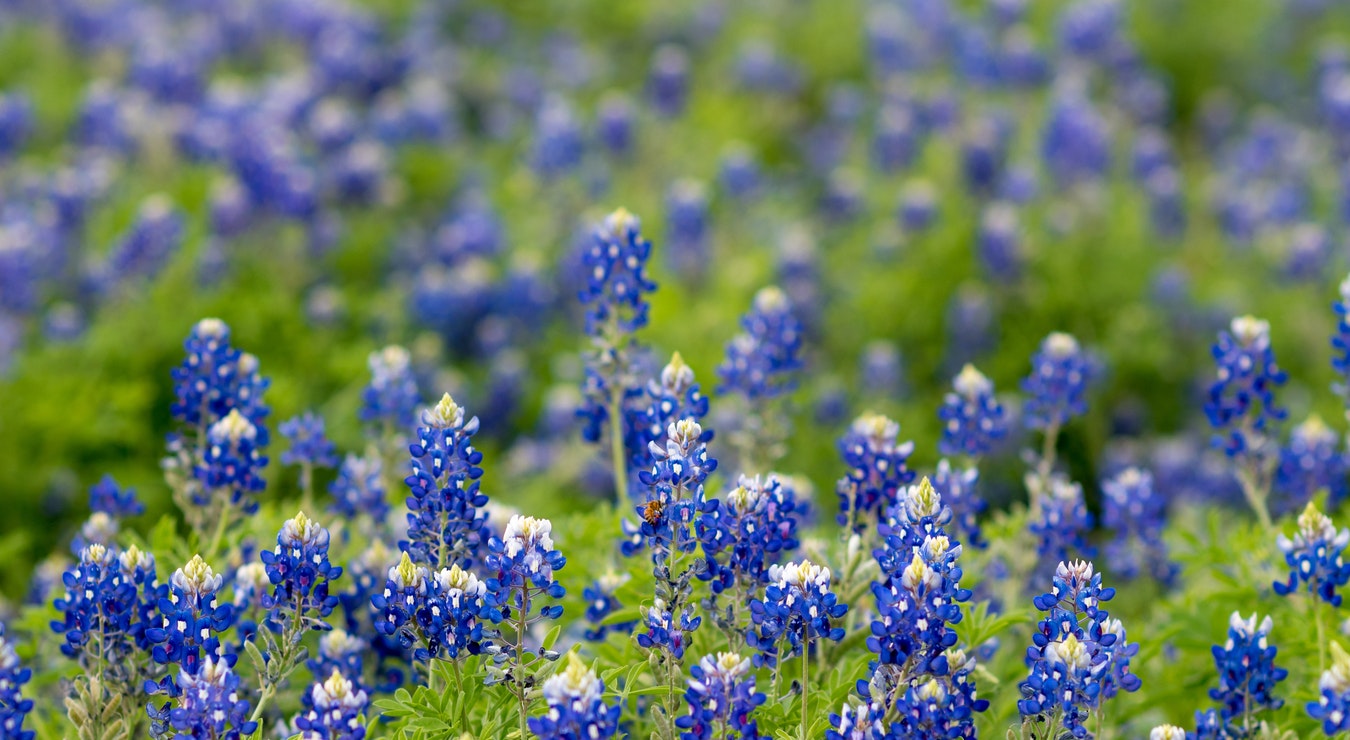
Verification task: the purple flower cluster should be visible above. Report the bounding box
[676,653,765,740]
[717,286,804,402]
[402,394,490,569]
[1205,316,1287,458]
[372,552,500,664]
[1192,613,1287,737]
[1273,503,1350,606]
[1019,561,1140,737]
[1101,468,1175,585]
[1022,332,1093,430]
[836,413,916,534]
[699,474,805,596]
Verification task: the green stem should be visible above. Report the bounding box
[799,644,810,740]
[516,585,530,740]
[1317,597,1328,675]
[1237,464,1273,531]
[205,498,233,562]
[300,462,314,514]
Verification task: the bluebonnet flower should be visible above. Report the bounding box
[748,560,848,668]
[1308,641,1350,735]
[583,571,635,641]
[371,553,433,661]
[71,511,119,553]
[1030,476,1094,573]
[826,699,885,740]
[293,670,369,740]
[307,630,367,690]
[836,413,916,534]
[898,179,939,233]
[1205,315,1287,458]
[1197,612,1287,736]
[933,460,985,549]
[665,179,710,279]
[1019,561,1139,737]
[872,102,920,173]
[938,364,1007,458]
[578,208,658,337]
[360,346,421,433]
[487,515,566,619]
[977,202,1022,279]
[106,195,184,285]
[531,95,584,178]
[88,474,144,517]
[402,393,489,569]
[1022,332,1093,430]
[51,544,138,666]
[620,352,713,500]
[719,144,760,199]
[197,409,269,515]
[1101,467,1176,585]
[157,657,258,740]
[1273,503,1350,605]
[597,92,636,155]
[281,412,339,469]
[148,555,236,693]
[866,479,976,711]
[627,419,718,562]
[1275,415,1347,512]
[648,44,690,118]
[529,653,620,740]
[0,92,32,158]
[717,286,804,402]
[1041,92,1111,190]
[699,473,805,596]
[1331,274,1350,401]
[891,671,989,739]
[0,624,34,740]
[329,452,388,522]
[675,653,765,740]
[170,318,271,436]
[261,512,342,630]
[1150,726,1187,740]
[637,598,701,661]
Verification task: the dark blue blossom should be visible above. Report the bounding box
[531,96,584,178]
[329,452,388,521]
[486,515,566,619]
[1101,467,1175,585]
[627,419,718,562]
[1018,561,1139,738]
[636,598,701,662]
[1022,332,1093,430]
[360,345,421,433]
[747,559,847,668]
[1030,476,1094,573]
[1308,642,1350,736]
[1275,416,1347,512]
[157,658,258,740]
[1205,315,1287,458]
[675,653,765,740]
[293,670,369,740]
[623,353,713,500]
[699,473,805,595]
[402,394,489,569]
[933,460,985,549]
[1332,274,1350,401]
[280,412,339,469]
[578,208,658,336]
[938,364,1007,459]
[170,318,271,437]
[50,544,138,666]
[261,511,342,631]
[0,625,34,740]
[717,286,804,402]
[1273,503,1350,606]
[196,409,269,515]
[529,654,621,740]
[371,552,498,664]
[648,44,690,118]
[88,474,144,518]
[836,413,916,534]
[147,555,237,694]
[582,572,635,641]
[1197,612,1287,736]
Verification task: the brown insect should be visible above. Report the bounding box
[641,499,664,526]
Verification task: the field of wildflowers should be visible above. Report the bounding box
[8,0,1350,738]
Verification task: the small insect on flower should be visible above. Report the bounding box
[641,499,665,526]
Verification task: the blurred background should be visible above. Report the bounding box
[1,0,1350,597]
